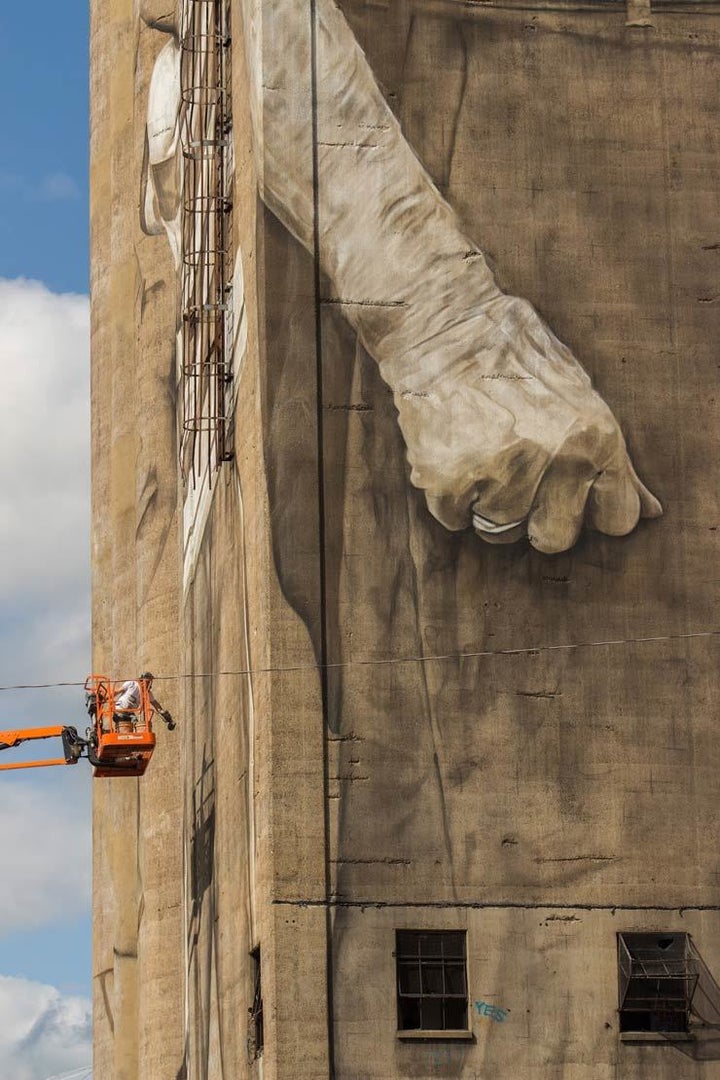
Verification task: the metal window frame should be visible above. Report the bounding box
[617,932,698,1034]
[249,946,264,1059]
[396,930,469,1033]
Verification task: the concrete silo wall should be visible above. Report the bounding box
[91,0,720,1076]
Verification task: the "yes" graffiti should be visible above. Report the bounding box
[474,1000,509,1023]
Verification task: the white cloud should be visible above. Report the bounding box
[0,976,91,1080]
[32,174,82,203]
[0,780,90,932]
[0,281,92,1022]
[0,278,90,687]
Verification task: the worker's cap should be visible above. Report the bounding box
[139,670,155,681]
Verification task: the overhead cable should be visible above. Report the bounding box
[0,626,718,693]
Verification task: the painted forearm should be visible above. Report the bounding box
[242,0,521,389]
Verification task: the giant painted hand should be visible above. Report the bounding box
[238,0,662,552]
[390,296,662,553]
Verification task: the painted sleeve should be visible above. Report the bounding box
[238,0,662,551]
[238,0,591,394]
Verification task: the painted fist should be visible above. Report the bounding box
[392,296,661,554]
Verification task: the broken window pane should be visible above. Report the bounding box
[399,997,421,1030]
[398,961,421,995]
[444,998,468,1031]
[421,963,444,995]
[445,962,467,996]
[421,998,444,1030]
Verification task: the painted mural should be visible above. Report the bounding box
[144,0,662,568]
[137,0,720,1073]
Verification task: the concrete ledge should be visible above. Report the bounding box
[620,1032,695,1044]
[396,1030,474,1041]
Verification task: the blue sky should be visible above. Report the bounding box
[0,6,88,293]
[0,3,92,1076]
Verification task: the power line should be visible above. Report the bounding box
[47,1072,92,1080]
[0,626,718,694]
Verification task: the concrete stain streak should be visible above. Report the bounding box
[444,23,468,189]
[95,969,115,1036]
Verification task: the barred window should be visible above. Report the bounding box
[396,930,468,1032]
[618,933,694,1034]
[249,946,264,1058]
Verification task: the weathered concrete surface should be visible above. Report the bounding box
[91,1,184,1076]
[91,0,720,1077]
[331,907,720,1079]
[264,2,720,1076]
[317,0,720,895]
[92,1,331,1075]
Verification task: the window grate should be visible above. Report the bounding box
[249,947,263,1059]
[618,933,697,1033]
[396,930,468,1032]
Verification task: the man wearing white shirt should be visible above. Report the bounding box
[87,673,176,732]
[116,672,175,731]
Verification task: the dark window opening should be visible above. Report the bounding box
[249,947,264,1058]
[396,930,468,1032]
[618,933,695,1034]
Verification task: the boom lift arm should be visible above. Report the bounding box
[0,725,88,771]
[0,674,173,778]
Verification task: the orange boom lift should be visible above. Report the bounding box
[0,676,166,778]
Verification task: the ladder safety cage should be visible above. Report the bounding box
[179,0,234,489]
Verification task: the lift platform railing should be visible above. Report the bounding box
[84,676,157,777]
[0,678,162,778]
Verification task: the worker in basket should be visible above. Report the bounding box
[86,671,175,733]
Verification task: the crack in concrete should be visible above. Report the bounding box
[330,857,412,866]
[274,898,720,913]
[535,855,618,863]
[516,689,562,699]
